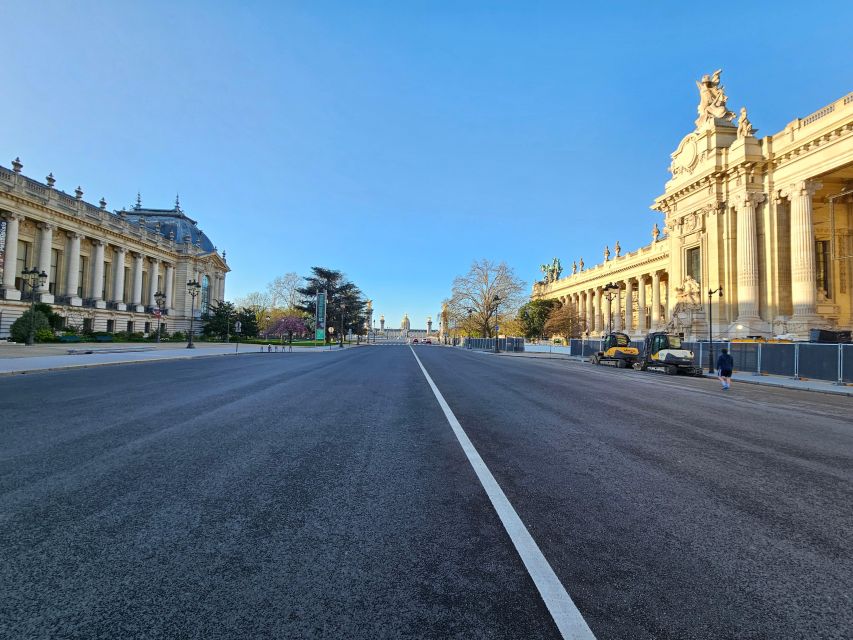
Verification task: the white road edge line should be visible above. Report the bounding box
[409,347,596,640]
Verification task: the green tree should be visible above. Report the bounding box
[296,267,367,343]
[203,300,237,340]
[518,299,557,340]
[10,310,51,343]
[237,308,259,338]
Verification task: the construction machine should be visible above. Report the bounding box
[590,332,640,368]
[634,331,703,376]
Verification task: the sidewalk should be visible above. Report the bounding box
[0,341,338,376]
[472,348,853,397]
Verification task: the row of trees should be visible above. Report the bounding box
[443,259,585,342]
[225,266,368,344]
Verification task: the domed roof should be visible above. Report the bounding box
[119,203,216,254]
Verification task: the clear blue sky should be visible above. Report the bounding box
[4,1,851,328]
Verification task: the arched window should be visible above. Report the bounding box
[201,275,210,315]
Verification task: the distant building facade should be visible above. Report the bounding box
[0,159,229,338]
[534,74,853,341]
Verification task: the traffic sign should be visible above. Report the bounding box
[234,320,242,334]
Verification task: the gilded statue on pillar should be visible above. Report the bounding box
[695,69,735,128]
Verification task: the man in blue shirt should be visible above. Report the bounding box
[716,347,734,390]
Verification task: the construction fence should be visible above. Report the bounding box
[462,337,526,352]
[524,340,853,384]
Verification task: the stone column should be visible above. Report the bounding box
[64,232,83,306]
[131,253,144,312]
[734,192,765,326]
[638,275,647,331]
[584,291,592,333]
[614,284,623,331]
[652,271,661,328]
[89,240,106,308]
[1,213,22,299]
[164,263,175,312]
[149,259,160,308]
[595,287,603,334]
[603,288,612,333]
[111,246,127,311]
[788,180,822,319]
[624,279,634,333]
[36,223,54,302]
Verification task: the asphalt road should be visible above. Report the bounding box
[1,346,851,639]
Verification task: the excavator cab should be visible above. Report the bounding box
[635,332,703,376]
[591,332,639,368]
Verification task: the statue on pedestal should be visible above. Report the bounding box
[572,261,577,275]
[652,223,661,243]
[604,245,611,262]
[737,107,755,139]
[695,69,735,128]
[614,240,621,258]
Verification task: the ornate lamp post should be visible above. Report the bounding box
[21,267,48,346]
[603,282,620,336]
[707,285,724,373]
[153,290,167,343]
[186,279,201,349]
[493,295,501,353]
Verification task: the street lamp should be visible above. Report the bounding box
[707,285,724,373]
[21,267,48,346]
[603,282,620,336]
[153,290,166,343]
[186,279,201,349]
[493,295,501,353]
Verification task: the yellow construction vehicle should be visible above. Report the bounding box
[590,332,640,368]
[634,331,703,376]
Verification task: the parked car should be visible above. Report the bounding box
[423,339,432,344]
[412,338,419,344]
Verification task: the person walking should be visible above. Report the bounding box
[716,347,734,390]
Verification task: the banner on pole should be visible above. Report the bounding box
[315,291,327,341]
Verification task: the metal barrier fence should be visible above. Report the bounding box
[463,337,525,352]
[518,340,852,384]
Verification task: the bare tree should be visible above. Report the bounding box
[267,272,301,310]
[234,291,272,326]
[448,259,527,338]
[543,301,585,341]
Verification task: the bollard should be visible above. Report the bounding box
[792,343,800,380]
[836,344,843,386]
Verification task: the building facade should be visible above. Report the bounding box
[533,74,853,341]
[0,159,229,339]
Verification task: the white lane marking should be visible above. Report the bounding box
[410,347,596,640]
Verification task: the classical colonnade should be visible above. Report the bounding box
[555,270,669,335]
[1,212,227,314]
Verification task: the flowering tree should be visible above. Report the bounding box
[272,315,307,344]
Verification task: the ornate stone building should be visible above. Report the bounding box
[533,73,853,340]
[0,160,229,338]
